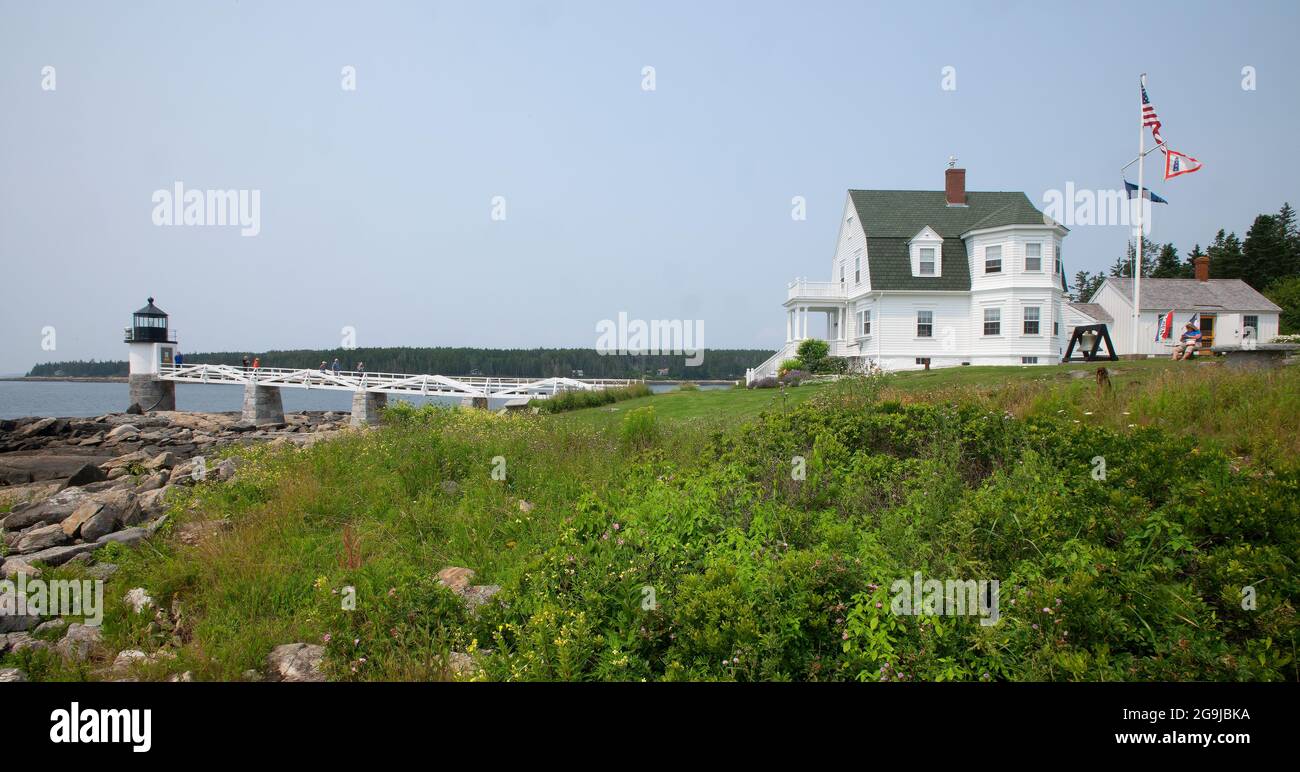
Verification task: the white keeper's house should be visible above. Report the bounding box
[749,164,1071,382]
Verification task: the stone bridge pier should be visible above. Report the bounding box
[242,384,285,426]
[350,391,388,427]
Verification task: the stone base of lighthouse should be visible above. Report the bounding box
[128,375,175,412]
[350,391,388,427]
[241,384,285,426]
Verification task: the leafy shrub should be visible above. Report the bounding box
[817,356,849,375]
[796,339,830,372]
[780,369,811,386]
[748,376,778,389]
[778,358,803,375]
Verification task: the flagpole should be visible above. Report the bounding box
[1134,73,1146,359]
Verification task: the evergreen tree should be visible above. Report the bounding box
[1206,229,1245,281]
[1110,236,1159,278]
[1150,242,1187,278]
[1265,276,1300,335]
[1273,202,1299,278]
[1242,214,1287,289]
[1071,270,1104,302]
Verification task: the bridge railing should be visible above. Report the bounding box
[156,364,640,399]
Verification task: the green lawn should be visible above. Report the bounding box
[878,357,1206,392]
[556,359,1198,429]
[553,382,831,429]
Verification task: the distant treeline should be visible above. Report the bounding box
[28,347,775,380]
[24,359,126,378]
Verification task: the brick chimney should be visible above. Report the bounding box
[1194,253,1210,282]
[945,165,966,206]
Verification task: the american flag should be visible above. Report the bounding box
[1141,84,1164,145]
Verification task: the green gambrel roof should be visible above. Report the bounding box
[848,189,1055,291]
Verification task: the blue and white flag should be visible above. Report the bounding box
[1125,180,1168,204]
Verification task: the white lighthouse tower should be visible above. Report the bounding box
[124,297,177,412]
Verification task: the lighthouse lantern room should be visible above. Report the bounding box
[124,297,177,411]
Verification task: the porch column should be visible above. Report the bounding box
[786,310,792,343]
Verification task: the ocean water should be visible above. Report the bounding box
[0,380,705,419]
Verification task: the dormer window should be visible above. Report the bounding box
[919,247,936,275]
[909,227,943,278]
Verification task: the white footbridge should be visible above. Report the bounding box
[158,364,639,401]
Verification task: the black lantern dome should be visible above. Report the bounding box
[124,297,175,343]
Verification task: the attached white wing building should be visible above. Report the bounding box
[749,166,1070,382]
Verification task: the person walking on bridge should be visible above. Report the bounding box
[252,356,261,370]
[331,358,340,376]
[242,355,249,370]
[320,360,328,374]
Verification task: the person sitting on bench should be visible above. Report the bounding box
[1172,323,1202,360]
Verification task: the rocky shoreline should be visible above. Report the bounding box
[1,409,350,569]
[0,409,352,681]
[0,408,503,683]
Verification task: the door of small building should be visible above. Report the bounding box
[1199,314,1216,349]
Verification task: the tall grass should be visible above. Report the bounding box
[874,362,1300,466]
[12,363,1295,682]
[531,382,652,414]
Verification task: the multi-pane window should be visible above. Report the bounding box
[1055,245,1062,276]
[1022,356,1039,364]
[917,310,933,338]
[857,309,872,336]
[1244,315,1259,338]
[985,245,1002,273]
[1025,243,1041,271]
[1023,306,1040,335]
[919,247,936,275]
[983,308,1001,336]
[854,249,863,283]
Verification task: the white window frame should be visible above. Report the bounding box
[985,244,1002,274]
[917,309,934,338]
[1023,306,1040,336]
[983,307,1001,336]
[1024,242,1042,272]
[854,248,863,284]
[857,308,872,338]
[919,247,937,275]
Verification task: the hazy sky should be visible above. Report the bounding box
[1,0,1296,374]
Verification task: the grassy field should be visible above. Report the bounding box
[7,358,1297,682]
[555,381,829,428]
